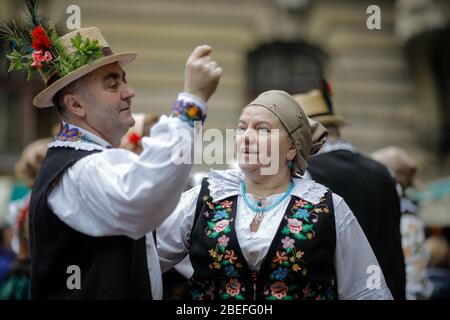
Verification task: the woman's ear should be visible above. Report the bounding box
[64,93,86,118]
[287,143,297,161]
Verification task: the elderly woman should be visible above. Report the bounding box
[156,90,392,300]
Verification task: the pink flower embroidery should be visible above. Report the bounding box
[270,281,288,299]
[281,236,294,249]
[226,278,241,297]
[218,235,230,247]
[224,250,237,264]
[295,199,307,208]
[221,200,233,209]
[287,218,303,234]
[213,219,229,232]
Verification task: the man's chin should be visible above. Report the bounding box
[124,114,136,128]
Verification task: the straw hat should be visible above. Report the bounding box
[33,27,137,108]
[293,89,346,127]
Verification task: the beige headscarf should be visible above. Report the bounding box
[246,90,328,175]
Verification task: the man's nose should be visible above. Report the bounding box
[121,83,136,100]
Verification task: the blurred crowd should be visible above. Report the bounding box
[1,101,450,300]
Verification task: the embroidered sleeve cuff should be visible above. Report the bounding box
[178,92,207,114]
[171,92,207,127]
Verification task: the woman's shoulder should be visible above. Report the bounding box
[292,178,354,229]
[205,169,243,202]
[292,177,330,205]
[207,169,243,184]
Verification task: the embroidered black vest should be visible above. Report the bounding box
[29,147,152,299]
[189,179,337,300]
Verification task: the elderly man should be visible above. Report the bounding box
[372,146,433,300]
[13,24,222,299]
[294,83,406,300]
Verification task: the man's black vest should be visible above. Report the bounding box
[308,149,406,300]
[188,179,337,300]
[29,147,152,299]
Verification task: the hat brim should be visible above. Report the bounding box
[33,52,137,108]
[312,114,346,127]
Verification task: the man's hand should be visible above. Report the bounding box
[184,45,223,103]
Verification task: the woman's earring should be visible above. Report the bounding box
[287,160,294,169]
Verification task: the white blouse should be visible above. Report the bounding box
[156,169,394,300]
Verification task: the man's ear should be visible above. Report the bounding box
[63,93,86,118]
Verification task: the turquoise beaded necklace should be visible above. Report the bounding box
[241,179,295,232]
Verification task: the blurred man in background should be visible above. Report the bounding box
[294,81,406,300]
[372,146,433,299]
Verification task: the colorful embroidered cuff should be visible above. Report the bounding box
[171,94,207,127]
[178,92,207,114]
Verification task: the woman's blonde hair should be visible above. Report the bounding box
[15,138,52,187]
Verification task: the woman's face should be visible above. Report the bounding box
[235,106,296,176]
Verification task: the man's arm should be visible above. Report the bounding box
[48,45,222,239]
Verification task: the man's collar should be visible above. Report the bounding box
[49,121,112,150]
[318,139,358,154]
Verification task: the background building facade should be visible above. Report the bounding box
[0,0,449,221]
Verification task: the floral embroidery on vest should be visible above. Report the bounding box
[190,193,337,300]
[261,195,335,300]
[281,198,329,240]
[198,198,246,300]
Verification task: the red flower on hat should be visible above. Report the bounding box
[31,26,51,51]
[128,132,141,145]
